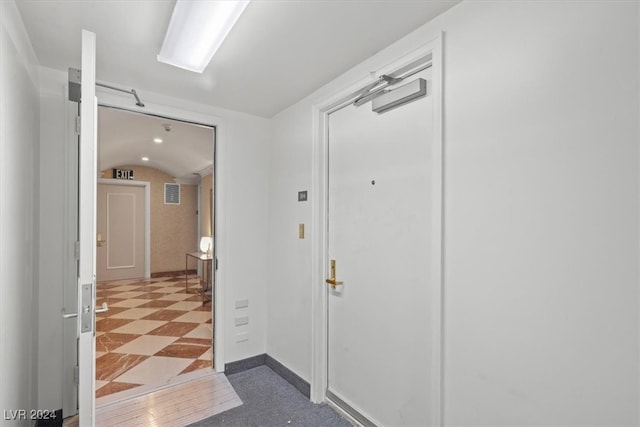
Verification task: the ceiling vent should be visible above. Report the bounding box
[164,183,181,205]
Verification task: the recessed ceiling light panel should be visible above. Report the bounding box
[141,156,150,162]
[157,0,251,73]
[153,137,163,144]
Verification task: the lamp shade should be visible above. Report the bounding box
[199,236,213,253]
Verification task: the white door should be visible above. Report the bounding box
[78,29,98,426]
[327,69,435,426]
[96,183,145,281]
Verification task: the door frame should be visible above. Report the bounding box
[92,98,226,374]
[96,179,151,279]
[310,34,444,425]
[62,92,227,416]
[62,94,79,418]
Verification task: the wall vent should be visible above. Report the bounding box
[164,183,181,205]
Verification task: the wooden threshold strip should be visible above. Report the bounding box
[95,371,241,426]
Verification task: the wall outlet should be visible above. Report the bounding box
[235,316,249,326]
[235,333,249,343]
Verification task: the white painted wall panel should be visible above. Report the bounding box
[0,0,41,420]
[222,112,270,363]
[268,106,313,380]
[37,82,67,411]
[441,2,638,425]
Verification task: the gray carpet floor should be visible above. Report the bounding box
[188,365,350,427]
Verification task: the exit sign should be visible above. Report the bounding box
[112,169,134,180]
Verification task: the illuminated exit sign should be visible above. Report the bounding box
[112,168,134,180]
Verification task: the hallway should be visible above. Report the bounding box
[2,1,639,425]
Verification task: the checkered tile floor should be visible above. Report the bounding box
[95,275,213,398]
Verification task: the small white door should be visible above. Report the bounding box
[96,183,145,281]
[327,69,435,426]
[78,29,98,426]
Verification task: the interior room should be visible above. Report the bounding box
[93,107,216,400]
[1,0,638,426]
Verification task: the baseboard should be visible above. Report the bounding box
[151,269,195,278]
[224,354,310,398]
[224,354,266,375]
[265,354,310,398]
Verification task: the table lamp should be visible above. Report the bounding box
[199,236,213,256]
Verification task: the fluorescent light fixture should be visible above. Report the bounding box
[158,0,250,73]
[141,156,149,162]
[153,137,163,144]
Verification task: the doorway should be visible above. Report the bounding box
[311,40,444,426]
[93,107,216,401]
[61,94,224,418]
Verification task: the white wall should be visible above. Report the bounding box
[440,2,638,425]
[268,106,314,378]
[267,1,639,424]
[0,0,41,423]
[36,67,270,411]
[37,71,69,411]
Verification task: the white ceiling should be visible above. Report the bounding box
[16,0,459,178]
[16,0,459,118]
[98,106,214,181]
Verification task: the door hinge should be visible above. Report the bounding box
[215,257,219,270]
[68,67,81,102]
[74,241,80,259]
[75,116,81,135]
[73,365,79,384]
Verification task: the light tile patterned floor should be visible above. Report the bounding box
[95,275,213,398]
[65,371,241,427]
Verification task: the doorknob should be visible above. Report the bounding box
[97,233,106,247]
[62,302,109,319]
[325,259,344,289]
[325,278,343,288]
[95,302,109,314]
[61,309,78,319]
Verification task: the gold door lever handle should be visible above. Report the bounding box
[325,278,344,288]
[325,260,344,289]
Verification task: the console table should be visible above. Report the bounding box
[185,251,213,303]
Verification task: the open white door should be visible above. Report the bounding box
[78,29,98,426]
